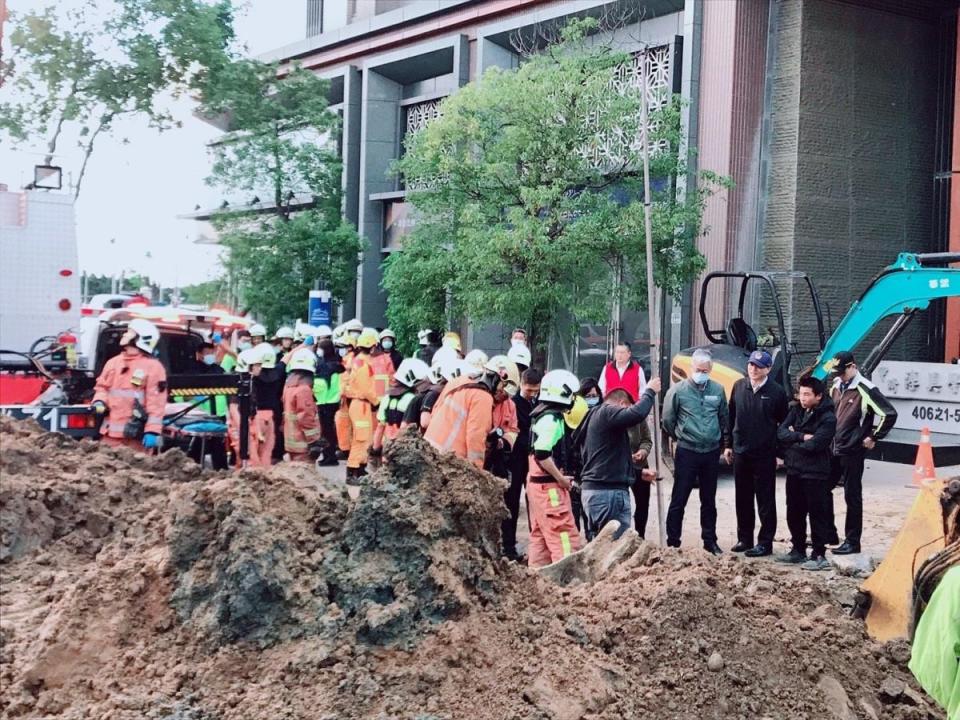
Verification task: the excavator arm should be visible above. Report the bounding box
[811,252,960,380]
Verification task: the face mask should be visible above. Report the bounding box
[238,340,252,351]
[338,347,348,357]
[382,340,394,350]
[586,396,600,407]
[692,371,709,385]
[203,354,217,365]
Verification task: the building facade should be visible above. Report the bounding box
[226,0,959,375]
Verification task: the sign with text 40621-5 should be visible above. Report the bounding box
[873,361,960,435]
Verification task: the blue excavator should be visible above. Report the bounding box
[672,251,959,395]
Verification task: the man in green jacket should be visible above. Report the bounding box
[662,349,730,554]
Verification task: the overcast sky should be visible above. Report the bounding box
[1,0,305,286]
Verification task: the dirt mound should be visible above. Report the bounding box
[0,418,944,720]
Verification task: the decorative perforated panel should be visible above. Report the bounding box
[404,99,444,137]
[582,45,672,169]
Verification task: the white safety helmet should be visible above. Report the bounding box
[463,349,489,378]
[344,318,363,335]
[418,329,433,346]
[126,318,160,355]
[275,326,295,341]
[249,323,267,338]
[287,347,317,374]
[507,343,532,368]
[394,358,430,388]
[486,355,520,396]
[431,346,461,382]
[315,324,333,340]
[538,369,580,407]
[237,346,263,372]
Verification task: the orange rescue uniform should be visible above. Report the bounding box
[423,380,494,469]
[93,352,167,451]
[283,381,322,462]
[341,352,380,469]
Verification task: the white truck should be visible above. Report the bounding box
[0,187,82,359]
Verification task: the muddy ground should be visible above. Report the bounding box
[0,417,944,720]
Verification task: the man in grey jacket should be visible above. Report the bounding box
[577,379,661,539]
[662,349,730,554]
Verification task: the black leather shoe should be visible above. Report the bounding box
[830,542,861,555]
[744,544,772,558]
[776,548,807,564]
[703,543,723,556]
[730,541,752,553]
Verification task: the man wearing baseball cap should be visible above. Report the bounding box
[724,349,789,557]
[826,350,897,555]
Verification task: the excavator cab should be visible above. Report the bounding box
[672,271,827,397]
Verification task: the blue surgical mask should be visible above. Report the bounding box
[586,396,600,407]
[338,347,348,358]
[692,371,709,385]
[203,354,217,365]
[238,340,252,351]
[382,340,394,350]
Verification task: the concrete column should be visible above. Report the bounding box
[356,69,402,326]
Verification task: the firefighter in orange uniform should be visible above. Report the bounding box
[484,355,521,478]
[341,327,381,481]
[526,369,582,568]
[91,318,168,452]
[368,329,395,438]
[424,356,502,469]
[333,331,355,457]
[282,348,324,462]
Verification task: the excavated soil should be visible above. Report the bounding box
[0,417,944,720]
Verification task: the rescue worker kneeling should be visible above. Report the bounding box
[283,348,324,462]
[369,358,431,467]
[526,370,583,568]
[91,318,167,452]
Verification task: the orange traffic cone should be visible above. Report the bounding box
[912,426,936,485]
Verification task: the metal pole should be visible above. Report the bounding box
[640,50,666,547]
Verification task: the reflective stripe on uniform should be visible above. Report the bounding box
[440,403,468,451]
[467,450,485,462]
[303,427,321,440]
[560,531,572,557]
[108,388,144,400]
[547,488,560,507]
[147,416,163,426]
[354,421,370,428]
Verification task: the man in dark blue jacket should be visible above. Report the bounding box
[777,375,837,571]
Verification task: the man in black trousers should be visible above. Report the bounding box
[503,367,541,562]
[724,350,789,557]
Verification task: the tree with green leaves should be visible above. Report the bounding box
[200,61,363,331]
[386,19,730,361]
[0,0,234,198]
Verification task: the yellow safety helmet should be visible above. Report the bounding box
[564,395,589,429]
[356,327,379,349]
[442,331,462,353]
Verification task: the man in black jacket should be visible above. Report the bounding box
[502,367,541,561]
[827,351,898,555]
[578,379,661,539]
[777,375,837,571]
[724,350,789,557]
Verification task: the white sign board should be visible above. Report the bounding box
[873,361,960,435]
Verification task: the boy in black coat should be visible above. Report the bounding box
[777,375,837,571]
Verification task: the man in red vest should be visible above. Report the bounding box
[598,341,646,401]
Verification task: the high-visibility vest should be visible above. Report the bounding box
[313,372,341,405]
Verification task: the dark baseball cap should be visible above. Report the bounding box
[747,350,772,368]
[832,351,856,371]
